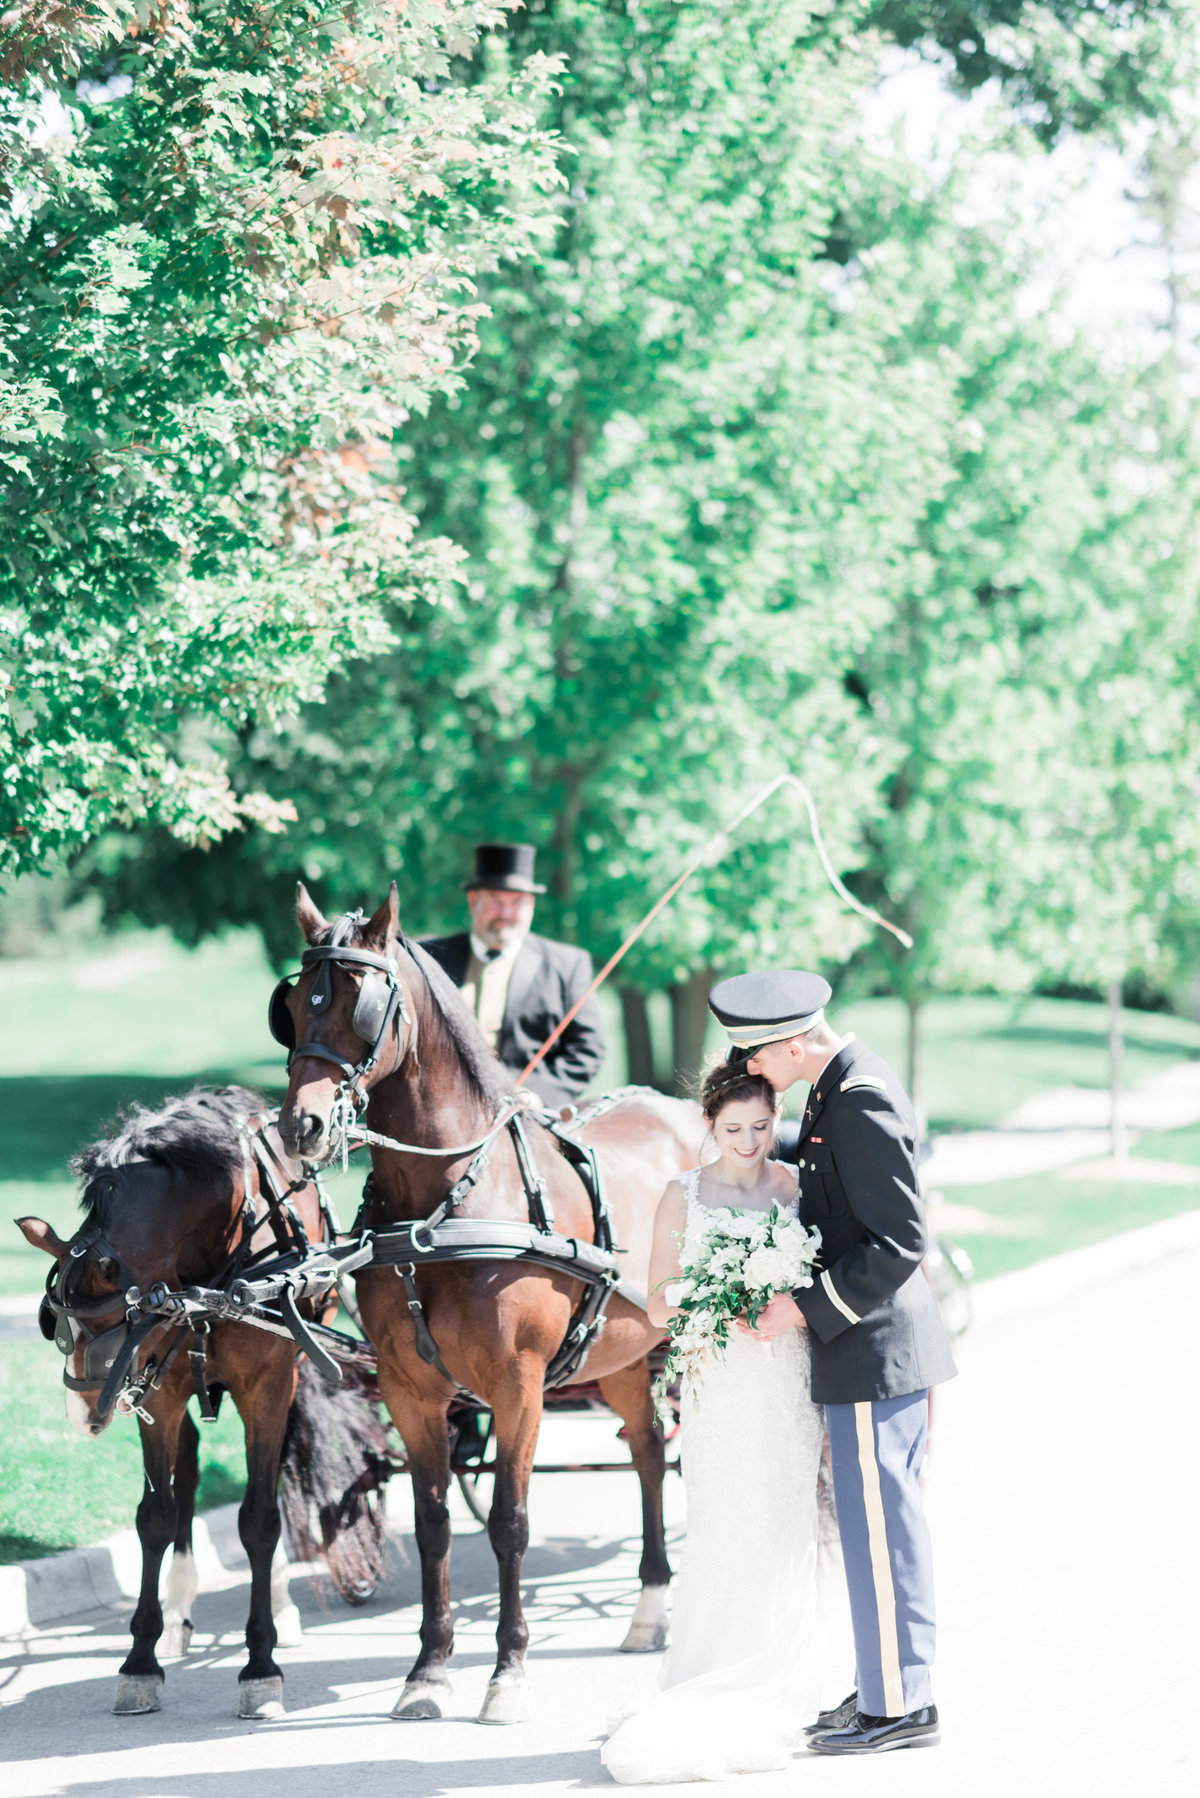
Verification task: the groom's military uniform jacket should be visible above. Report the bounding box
[791,1039,956,1406]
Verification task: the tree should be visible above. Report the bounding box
[74,0,1200,1098]
[1,0,563,876]
[835,0,1184,140]
[824,143,1157,1113]
[82,1,953,1016]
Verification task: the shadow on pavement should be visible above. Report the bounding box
[25,1754,610,1798]
[1,1528,648,1765]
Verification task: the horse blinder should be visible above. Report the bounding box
[268,977,297,1050]
[351,972,393,1045]
[80,1321,129,1384]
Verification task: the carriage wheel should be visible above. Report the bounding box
[450,1408,493,1525]
[456,1468,491,1525]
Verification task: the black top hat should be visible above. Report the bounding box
[464,843,546,894]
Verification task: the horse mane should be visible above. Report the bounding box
[305,914,513,1111]
[72,1085,264,1222]
[405,938,515,1111]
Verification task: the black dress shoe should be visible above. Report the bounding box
[803,1692,858,1736]
[808,1705,939,1754]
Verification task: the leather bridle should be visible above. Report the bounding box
[269,912,416,1158]
[40,1119,332,1422]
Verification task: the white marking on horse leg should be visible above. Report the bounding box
[271,1545,302,1648]
[160,1548,197,1658]
[619,1583,670,1653]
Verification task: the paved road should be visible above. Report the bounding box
[3,1246,1196,1798]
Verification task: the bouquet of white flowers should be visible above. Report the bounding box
[653,1203,822,1420]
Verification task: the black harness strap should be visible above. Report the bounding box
[509,1113,552,1233]
[373,1101,626,1398]
[95,1314,168,1421]
[188,1318,219,1422]
[394,1262,487,1406]
[279,1281,341,1385]
[249,1125,315,1261]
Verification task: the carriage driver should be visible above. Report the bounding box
[422,843,606,1111]
[709,969,957,1757]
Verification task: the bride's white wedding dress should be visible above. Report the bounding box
[601,1168,840,1785]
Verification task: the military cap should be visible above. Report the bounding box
[708,970,832,1053]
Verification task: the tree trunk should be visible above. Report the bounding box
[670,968,714,1096]
[1108,975,1126,1161]
[620,987,656,1088]
[905,996,927,1139]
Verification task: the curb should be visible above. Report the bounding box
[0,1501,245,1640]
[4,1207,1198,1640]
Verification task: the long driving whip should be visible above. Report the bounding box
[514,772,912,1091]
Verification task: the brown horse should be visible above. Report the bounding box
[17,1087,392,1719]
[274,883,704,1724]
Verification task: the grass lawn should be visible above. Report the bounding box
[1136,1118,1200,1165]
[938,1118,1200,1281]
[0,1341,250,1565]
[937,1169,1200,1282]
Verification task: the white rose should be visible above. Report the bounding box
[740,1245,795,1292]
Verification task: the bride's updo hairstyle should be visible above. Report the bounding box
[698,1059,780,1126]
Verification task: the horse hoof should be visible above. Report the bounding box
[159,1619,193,1660]
[619,1585,670,1653]
[238,1676,285,1720]
[274,1604,303,1649]
[112,1673,163,1715]
[391,1678,450,1720]
[337,1577,378,1607]
[478,1675,530,1725]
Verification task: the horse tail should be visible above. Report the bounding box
[278,1356,400,1605]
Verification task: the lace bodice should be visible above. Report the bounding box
[679,1163,800,1256]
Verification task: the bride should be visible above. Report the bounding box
[601,1062,849,1785]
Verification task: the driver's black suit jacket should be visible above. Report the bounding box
[420,931,605,1112]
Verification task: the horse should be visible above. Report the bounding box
[272,882,705,1725]
[16,1086,394,1720]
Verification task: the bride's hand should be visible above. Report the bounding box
[736,1293,807,1340]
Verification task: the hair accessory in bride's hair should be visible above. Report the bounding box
[698,1058,779,1120]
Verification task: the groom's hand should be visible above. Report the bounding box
[737,1293,807,1340]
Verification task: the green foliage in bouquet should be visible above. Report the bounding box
[653,1201,821,1421]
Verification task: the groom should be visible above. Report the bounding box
[709,969,957,1756]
